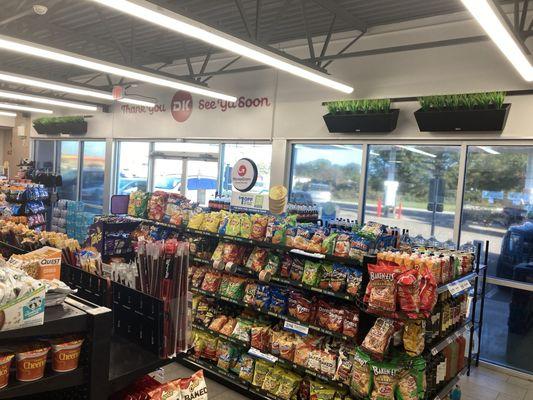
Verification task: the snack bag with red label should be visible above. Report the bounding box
[180,370,208,400]
[364,261,400,313]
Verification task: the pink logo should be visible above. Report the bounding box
[171,91,193,122]
[238,165,247,177]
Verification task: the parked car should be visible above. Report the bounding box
[496,221,533,279]
[290,190,313,204]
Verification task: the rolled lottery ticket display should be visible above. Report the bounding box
[269,185,288,215]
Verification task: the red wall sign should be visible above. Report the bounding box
[171,91,193,122]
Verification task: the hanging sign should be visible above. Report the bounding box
[230,191,268,210]
[231,158,258,192]
[112,86,125,100]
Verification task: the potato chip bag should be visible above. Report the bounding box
[179,370,208,400]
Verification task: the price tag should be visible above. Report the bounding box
[249,347,278,363]
[284,320,309,335]
[448,280,471,297]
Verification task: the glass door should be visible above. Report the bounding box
[152,158,183,194]
[186,160,219,206]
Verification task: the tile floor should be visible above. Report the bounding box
[162,361,533,400]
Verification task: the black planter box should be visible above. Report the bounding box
[33,124,59,135]
[323,109,399,133]
[414,104,511,132]
[33,121,87,135]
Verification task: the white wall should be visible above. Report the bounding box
[29,12,533,186]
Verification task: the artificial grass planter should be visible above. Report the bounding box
[33,116,87,135]
[414,92,510,132]
[323,99,399,133]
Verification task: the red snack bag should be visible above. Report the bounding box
[288,291,314,323]
[223,243,242,264]
[419,264,437,312]
[201,271,222,293]
[342,308,359,338]
[316,300,343,333]
[364,261,400,312]
[397,269,420,313]
[280,255,293,278]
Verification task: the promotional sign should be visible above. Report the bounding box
[230,191,268,211]
[231,158,258,192]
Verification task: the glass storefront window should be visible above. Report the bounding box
[479,284,533,375]
[80,141,106,207]
[290,144,362,220]
[461,146,533,279]
[116,142,150,195]
[34,140,54,171]
[57,141,80,201]
[221,144,272,195]
[365,145,460,243]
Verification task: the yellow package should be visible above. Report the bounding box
[240,213,252,238]
[188,213,205,230]
[203,212,222,233]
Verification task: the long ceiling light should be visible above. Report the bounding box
[0,35,236,101]
[396,145,436,158]
[0,90,97,111]
[88,0,354,94]
[0,103,53,114]
[476,145,500,154]
[0,71,156,107]
[461,0,533,81]
[0,111,17,117]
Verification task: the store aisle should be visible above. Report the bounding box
[460,366,533,400]
[163,361,533,400]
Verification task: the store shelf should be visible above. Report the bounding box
[108,334,175,394]
[129,217,364,267]
[0,367,86,399]
[0,301,89,340]
[437,272,478,294]
[431,365,467,400]
[426,321,473,357]
[190,287,354,342]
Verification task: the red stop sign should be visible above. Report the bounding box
[171,91,193,122]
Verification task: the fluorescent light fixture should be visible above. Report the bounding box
[476,145,500,154]
[118,98,156,107]
[0,71,154,105]
[0,90,97,111]
[461,0,533,81]
[396,145,436,158]
[0,103,53,114]
[0,110,16,117]
[0,35,236,102]
[89,0,354,93]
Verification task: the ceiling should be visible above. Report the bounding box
[0,0,526,104]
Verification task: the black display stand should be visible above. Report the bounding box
[0,241,175,400]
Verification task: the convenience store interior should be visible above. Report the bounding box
[0,0,532,399]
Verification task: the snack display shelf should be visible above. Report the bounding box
[190,287,354,342]
[192,255,359,304]
[191,322,350,392]
[426,321,473,358]
[127,217,364,267]
[431,365,467,400]
[0,297,91,341]
[108,334,176,394]
[192,323,249,349]
[0,367,86,399]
